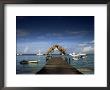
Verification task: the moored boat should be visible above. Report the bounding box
[69,52,87,60]
[20,60,38,64]
[36,50,43,55]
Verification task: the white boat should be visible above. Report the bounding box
[37,50,43,55]
[79,53,86,56]
[28,60,38,63]
[16,53,22,55]
[79,53,87,58]
[69,53,80,60]
[20,60,38,64]
[69,53,80,57]
[73,58,79,60]
[69,52,87,60]
[17,53,19,55]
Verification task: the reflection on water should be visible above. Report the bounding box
[16,54,94,74]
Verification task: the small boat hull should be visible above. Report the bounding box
[20,60,38,64]
[73,58,79,60]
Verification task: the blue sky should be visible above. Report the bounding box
[16,16,94,54]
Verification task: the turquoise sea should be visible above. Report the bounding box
[16,54,94,74]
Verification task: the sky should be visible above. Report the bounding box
[16,16,94,54]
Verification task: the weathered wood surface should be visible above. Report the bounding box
[37,57,82,74]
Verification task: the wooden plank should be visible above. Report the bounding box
[37,57,82,74]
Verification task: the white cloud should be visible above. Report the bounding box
[82,46,94,54]
[78,40,94,54]
[78,40,94,47]
[23,46,29,53]
[78,43,87,47]
[66,30,88,36]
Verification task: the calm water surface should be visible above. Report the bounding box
[16,54,94,74]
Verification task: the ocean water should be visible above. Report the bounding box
[16,54,94,74]
[68,54,94,74]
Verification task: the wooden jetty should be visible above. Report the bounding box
[37,57,82,74]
